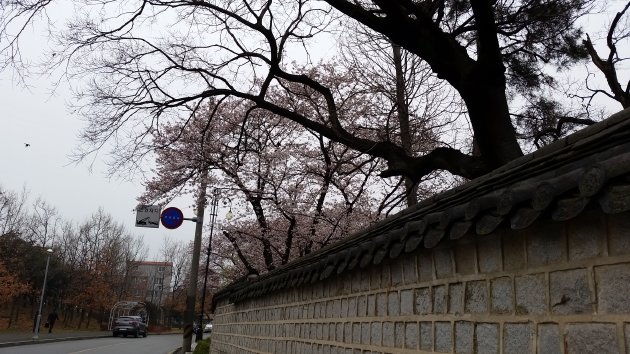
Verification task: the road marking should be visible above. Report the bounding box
[68,341,131,353]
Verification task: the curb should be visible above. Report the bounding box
[0,334,110,348]
[0,331,182,349]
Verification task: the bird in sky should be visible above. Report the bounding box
[24,143,30,147]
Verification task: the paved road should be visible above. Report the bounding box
[0,334,180,354]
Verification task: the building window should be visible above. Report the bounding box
[157,266,165,273]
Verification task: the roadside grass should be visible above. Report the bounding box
[193,337,210,354]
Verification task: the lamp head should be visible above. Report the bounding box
[46,248,53,254]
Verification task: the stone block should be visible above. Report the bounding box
[419,252,434,282]
[491,276,514,314]
[314,303,322,319]
[367,294,376,317]
[455,241,477,275]
[625,323,630,354]
[304,323,311,338]
[341,298,348,318]
[361,322,370,345]
[465,280,488,314]
[455,321,474,354]
[526,220,565,267]
[370,322,381,346]
[391,261,403,286]
[357,295,367,317]
[420,321,433,350]
[382,262,392,287]
[388,291,400,316]
[538,323,562,354]
[607,212,630,256]
[333,299,342,318]
[449,283,464,315]
[351,272,360,293]
[382,321,395,347]
[435,321,452,353]
[400,289,414,315]
[395,322,405,348]
[352,272,370,293]
[596,263,630,313]
[341,273,353,295]
[348,297,357,317]
[503,322,533,353]
[503,230,526,271]
[344,322,352,343]
[434,284,448,314]
[567,211,605,261]
[550,268,593,314]
[315,282,324,299]
[403,255,418,284]
[475,323,499,354]
[359,268,370,291]
[376,292,387,316]
[352,322,360,344]
[416,287,432,314]
[434,248,454,278]
[478,233,503,273]
[405,322,419,349]
[564,323,618,354]
[369,266,381,290]
[336,322,343,342]
[515,273,546,315]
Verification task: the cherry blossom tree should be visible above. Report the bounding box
[141,94,387,274]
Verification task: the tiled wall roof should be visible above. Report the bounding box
[214,108,630,306]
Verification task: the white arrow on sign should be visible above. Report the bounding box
[135,205,161,228]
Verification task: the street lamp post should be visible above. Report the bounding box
[33,248,53,339]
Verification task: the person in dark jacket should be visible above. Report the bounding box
[47,310,59,333]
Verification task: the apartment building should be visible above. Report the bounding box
[127,261,173,306]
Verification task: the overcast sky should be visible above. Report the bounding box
[0,76,200,258]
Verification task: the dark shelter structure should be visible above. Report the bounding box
[211,109,630,353]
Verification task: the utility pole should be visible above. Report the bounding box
[182,172,208,352]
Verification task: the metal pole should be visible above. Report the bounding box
[197,189,218,341]
[182,176,207,352]
[33,249,53,339]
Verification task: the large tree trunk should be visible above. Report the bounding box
[326,0,524,173]
[461,74,522,167]
[392,43,419,206]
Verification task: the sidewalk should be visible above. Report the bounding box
[0,329,109,348]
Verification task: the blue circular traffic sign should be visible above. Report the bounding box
[161,207,184,229]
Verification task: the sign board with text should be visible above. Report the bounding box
[135,205,161,228]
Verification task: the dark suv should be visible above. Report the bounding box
[112,315,148,338]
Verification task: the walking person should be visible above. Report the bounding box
[47,310,59,333]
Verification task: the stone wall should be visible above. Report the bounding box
[211,210,630,353]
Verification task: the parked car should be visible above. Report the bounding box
[203,321,213,333]
[112,315,148,338]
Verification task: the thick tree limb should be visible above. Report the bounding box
[583,1,630,109]
[380,147,490,182]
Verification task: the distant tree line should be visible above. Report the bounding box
[0,186,161,329]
